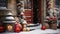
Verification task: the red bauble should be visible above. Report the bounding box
[14,23,22,32]
[41,25,46,30]
[0,26,4,32]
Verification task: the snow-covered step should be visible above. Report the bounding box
[25,16,31,17]
[27,23,42,31]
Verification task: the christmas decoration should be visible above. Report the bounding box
[7,24,13,31]
[27,28,30,32]
[53,17,57,21]
[41,25,46,30]
[14,23,22,32]
[17,0,28,32]
[48,16,57,21]
[23,27,27,32]
[3,12,16,32]
[43,23,49,29]
[48,17,53,21]
[50,21,57,30]
[0,25,5,32]
[22,20,27,32]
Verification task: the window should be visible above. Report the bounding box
[55,0,60,17]
[0,0,8,7]
[55,0,60,28]
[24,0,32,9]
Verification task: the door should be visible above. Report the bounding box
[24,0,33,24]
[24,0,42,24]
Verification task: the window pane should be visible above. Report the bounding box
[55,0,60,17]
[0,0,7,7]
[24,0,32,9]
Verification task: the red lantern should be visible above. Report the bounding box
[41,25,46,30]
[0,26,4,32]
[14,23,22,32]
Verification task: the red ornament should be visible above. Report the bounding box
[41,25,46,30]
[14,23,22,32]
[0,26,4,32]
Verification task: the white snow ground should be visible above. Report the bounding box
[0,29,59,34]
[0,24,59,34]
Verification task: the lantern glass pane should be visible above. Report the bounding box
[7,24,13,31]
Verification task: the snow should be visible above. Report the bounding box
[0,29,59,34]
[27,24,42,30]
[0,24,59,34]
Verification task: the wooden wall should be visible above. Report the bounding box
[38,0,46,23]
